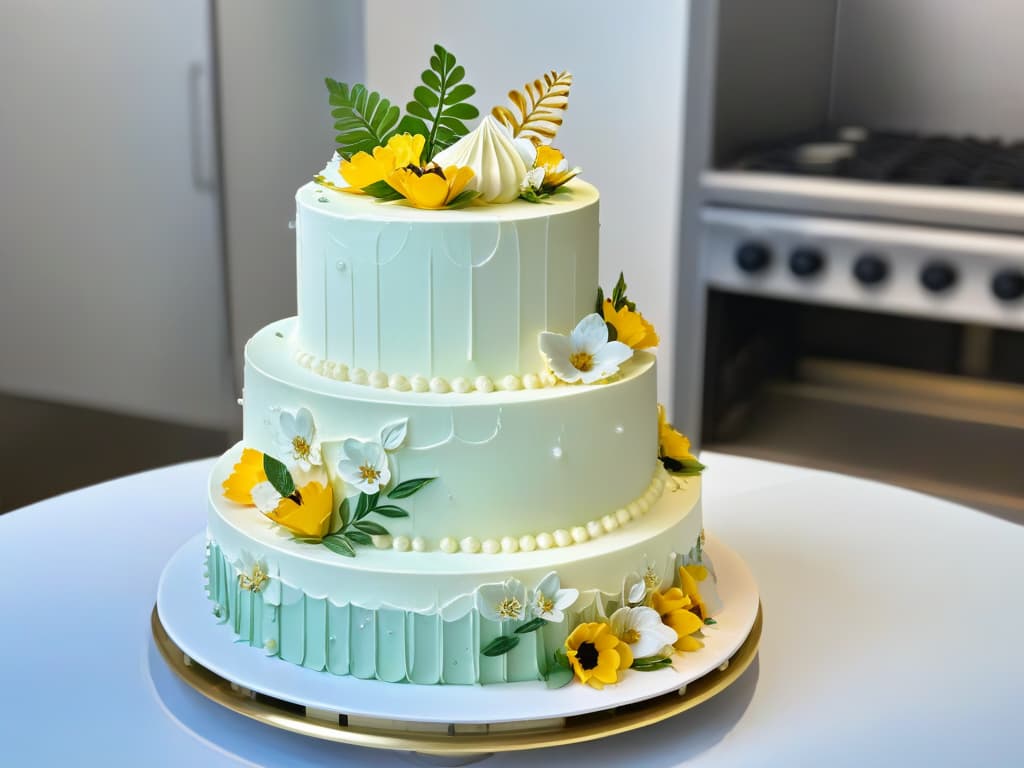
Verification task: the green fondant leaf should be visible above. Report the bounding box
[631,656,673,671]
[291,536,324,544]
[354,520,389,536]
[481,635,520,657]
[262,454,294,498]
[605,321,618,342]
[325,78,403,159]
[552,648,571,669]
[371,505,409,518]
[544,666,575,689]
[322,534,356,558]
[445,189,481,209]
[346,530,373,546]
[354,491,380,521]
[595,286,605,315]
[339,496,351,528]
[514,617,548,635]
[361,180,404,201]
[387,477,435,499]
[704,618,717,626]
[406,44,477,159]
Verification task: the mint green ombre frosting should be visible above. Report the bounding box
[206,538,708,685]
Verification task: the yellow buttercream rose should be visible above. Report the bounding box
[266,481,334,540]
[222,448,267,505]
[603,299,659,349]
[339,133,426,191]
[387,164,475,209]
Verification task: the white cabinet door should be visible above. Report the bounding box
[0,0,234,428]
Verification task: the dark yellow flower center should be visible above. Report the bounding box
[291,436,311,459]
[496,597,522,619]
[621,628,641,644]
[238,565,268,593]
[576,640,599,670]
[536,595,555,614]
[569,351,594,372]
[359,464,381,484]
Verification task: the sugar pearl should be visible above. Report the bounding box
[522,373,541,389]
[369,370,388,388]
[519,535,537,552]
[628,502,643,520]
[451,377,471,394]
[553,529,572,547]
[312,360,325,375]
[602,514,619,532]
[500,536,519,553]
[372,534,392,550]
[392,535,411,552]
[389,374,410,391]
[460,536,481,554]
[334,363,349,381]
[430,377,451,394]
[440,536,458,554]
[411,375,430,393]
[615,508,631,525]
[571,526,589,544]
[540,370,558,387]
[501,375,522,391]
[351,367,369,385]
[412,536,426,552]
[586,520,604,538]
[536,532,555,550]
[482,539,500,555]
[475,376,495,393]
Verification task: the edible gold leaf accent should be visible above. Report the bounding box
[492,70,572,144]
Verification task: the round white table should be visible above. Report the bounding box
[3,453,1022,766]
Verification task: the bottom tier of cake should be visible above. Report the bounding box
[205,449,711,685]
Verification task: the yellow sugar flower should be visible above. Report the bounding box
[658,404,697,463]
[339,133,426,191]
[602,299,659,350]
[534,145,580,189]
[651,587,704,653]
[679,565,710,623]
[266,481,334,540]
[565,622,633,689]
[222,448,267,505]
[387,164,475,209]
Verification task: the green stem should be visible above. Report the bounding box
[425,68,448,160]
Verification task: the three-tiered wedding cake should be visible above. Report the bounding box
[206,47,715,689]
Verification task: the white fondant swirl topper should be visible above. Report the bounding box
[432,116,529,204]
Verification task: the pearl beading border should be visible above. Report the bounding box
[367,464,670,555]
[294,350,557,394]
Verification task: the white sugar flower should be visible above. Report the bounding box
[609,606,678,659]
[538,313,633,384]
[232,550,281,606]
[529,572,579,623]
[251,481,283,513]
[336,438,391,495]
[521,166,545,192]
[476,578,528,622]
[622,571,648,606]
[272,407,322,472]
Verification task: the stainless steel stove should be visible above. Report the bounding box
[676,0,1024,520]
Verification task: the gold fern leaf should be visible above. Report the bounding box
[492,70,573,144]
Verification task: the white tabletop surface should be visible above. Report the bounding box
[2,452,1022,766]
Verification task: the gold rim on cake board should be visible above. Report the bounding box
[151,603,762,759]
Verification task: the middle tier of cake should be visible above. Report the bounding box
[242,318,660,546]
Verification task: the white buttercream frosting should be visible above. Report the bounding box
[432,116,528,203]
[316,152,346,190]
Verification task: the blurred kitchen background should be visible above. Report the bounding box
[2,0,1022,520]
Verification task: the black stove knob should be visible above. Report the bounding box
[789,247,824,277]
[920,261,958,293]
[736,242,771,273]
[992,269,1024,301]
[853,254,889,285]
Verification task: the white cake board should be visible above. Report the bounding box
[156,532,759,725]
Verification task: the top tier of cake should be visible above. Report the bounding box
[295,180,599,383]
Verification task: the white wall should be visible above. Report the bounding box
[0,0,234,428]
[365,0,690,404]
